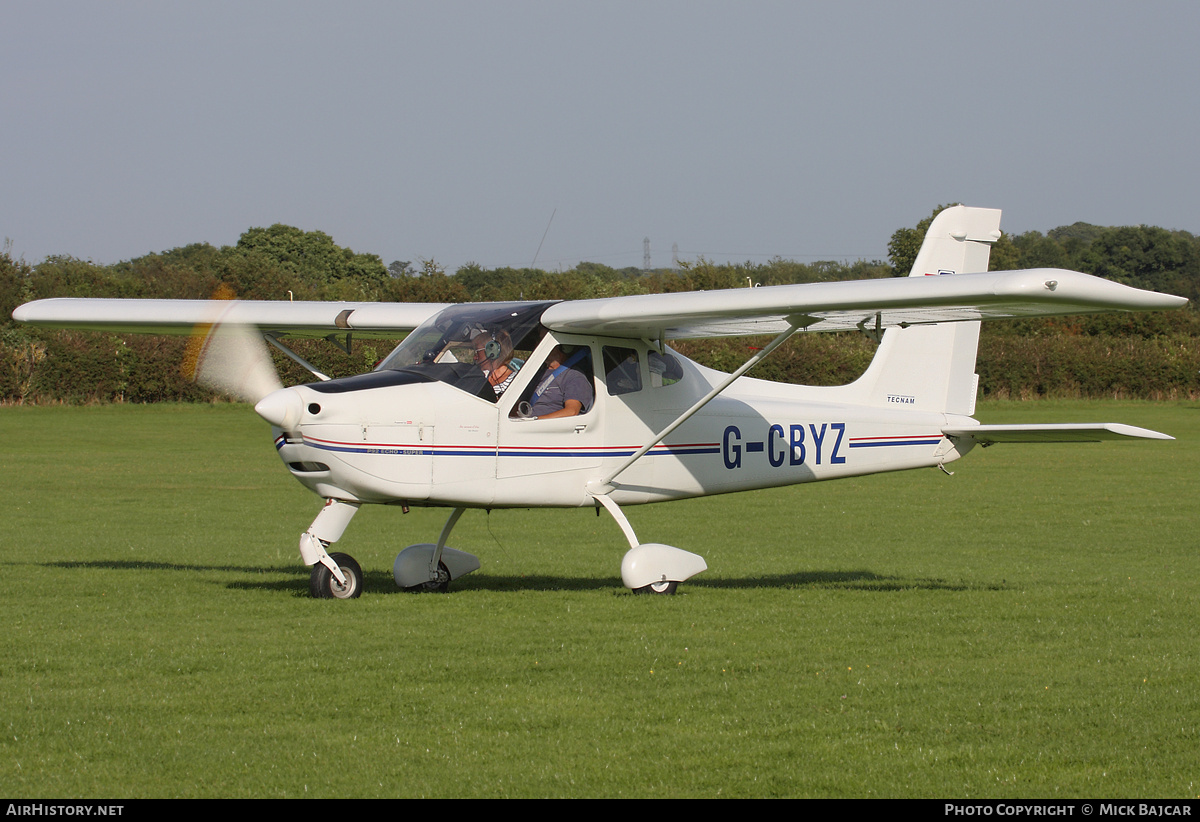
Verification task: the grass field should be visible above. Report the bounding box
[2,400,1197,798]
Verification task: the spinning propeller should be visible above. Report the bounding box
[183,299,308,430]
[186,321,284,405]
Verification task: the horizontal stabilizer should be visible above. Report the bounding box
[942,423,1174,444]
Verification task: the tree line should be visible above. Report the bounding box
[2,208,1198,404]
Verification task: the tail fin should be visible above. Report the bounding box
[846,205,1001,416]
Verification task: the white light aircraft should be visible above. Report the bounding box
[14,206,1188,598]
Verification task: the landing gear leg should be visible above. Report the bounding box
[591,493,706,595]
[299,499,362,600]
[426,508,465,591]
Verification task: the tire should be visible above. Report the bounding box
[404,560,451,593]
[633,580,678,595]
[310,552,363,599]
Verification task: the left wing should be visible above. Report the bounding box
[11,298,450,338]
[540,268,1187,339]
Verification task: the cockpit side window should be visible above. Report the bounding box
[508,342,595,419]
[648,350,683,387]
[603,346,641,396]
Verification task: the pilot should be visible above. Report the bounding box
[526,344,593,419]
[473,330,517,397]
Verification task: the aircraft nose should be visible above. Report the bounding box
[255,387,304,430]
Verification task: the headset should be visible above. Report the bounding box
[482,334,502,360]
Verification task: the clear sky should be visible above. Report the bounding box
[3,1,1198,273]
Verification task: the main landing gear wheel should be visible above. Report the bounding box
[404,561,451,594]
[310,552,363,599]
[633,580,678,596]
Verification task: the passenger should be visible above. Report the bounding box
[527,345,593,419]
[472,330,517,397]
[606,351,641,395]
[648,350,683,386]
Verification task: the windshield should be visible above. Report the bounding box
[374,301,554,400]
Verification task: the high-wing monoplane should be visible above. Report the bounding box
[14,206,1188,598]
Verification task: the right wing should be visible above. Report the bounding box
[539,268,1188,340]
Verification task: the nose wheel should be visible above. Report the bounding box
[310,552,363,599]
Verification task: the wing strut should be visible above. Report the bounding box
[264,332,331,381]
[589,318,810,493]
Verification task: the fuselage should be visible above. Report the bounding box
[266,327,974,510]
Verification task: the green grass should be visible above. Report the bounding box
[2,400,1197,797]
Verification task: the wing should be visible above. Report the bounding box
[13,268,1187,342]
[942,423,1174,444]
[10,298,450,338]
[539,268,1188,339]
